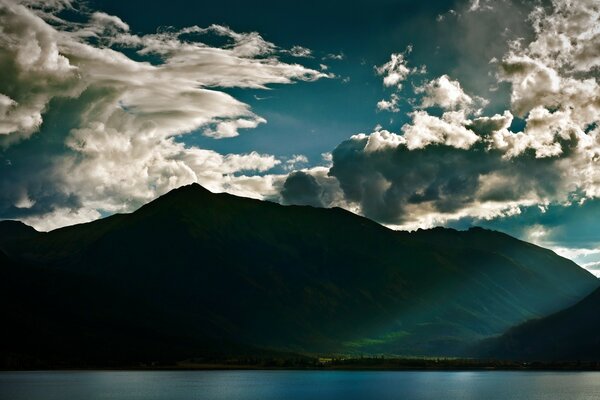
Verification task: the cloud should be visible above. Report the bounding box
[3,0,600,247]
[288,45,312,58]
[373,47,426,114]
[284,154,309,171]
[401,110,480,150]
[374,47,414,89]
[326,126,562,227]
[322,93,597,229]
[203,118,267,139]
[376,93,399,112]
[467,0,493,13]
[498,1,600,125]
[323,52,344,61]
[0,1,83,144]
[415,74,487,112]
[280,0,599,232]
[281,171,324,208]
[279,166,347,210]
[0,0,327,230]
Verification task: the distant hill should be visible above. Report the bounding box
[0,183,597,367]
[478,286,600,361]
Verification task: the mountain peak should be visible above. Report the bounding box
[155,182,214,202]
[132,182,217,215]
[176,182,213,194]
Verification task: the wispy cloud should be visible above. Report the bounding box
[0,0,327,230]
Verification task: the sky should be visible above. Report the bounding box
[1,0,600,274]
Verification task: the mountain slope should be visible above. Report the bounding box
[0,249,259,368]
[478,287,600,361]
[1,183,597,364]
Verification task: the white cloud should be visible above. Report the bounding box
[415,75,484,111]
[467,0,493,13]
[203,117,267,139]
[284,154,309,171]
[288,45,312,58]
[319,0,600,229]
[375,48,414,89]
[21,207,101,233]
[356,129,405,153]
[0,0,328,230]
[0,1,83,144]
[376,93,400,112]
[402,110,480,150]
[4,0,600,241]
[499,54,562,117]
[323,52,344,61]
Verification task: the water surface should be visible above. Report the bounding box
[2,370,600,400]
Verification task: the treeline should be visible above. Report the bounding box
[322,357,600,371]
[5,354,600,371]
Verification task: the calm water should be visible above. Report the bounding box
[1,370,600,400]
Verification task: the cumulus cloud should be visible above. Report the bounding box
[281,171,324,207]
[402,110,480,150]
[326,124,563,227]
[373,46,426,114]
[290,0,600,230]
[327,1,593,230]
[280,167,347,210]
[0,0,327,230]
[375,47,414,89]
[284,154,309,171]
[415,74,487,112]
[376,93,400,112]
[0,1,82,143]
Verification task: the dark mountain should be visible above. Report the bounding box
[0,220,39,243]
[0,248,259,368]
[478,286,600,361]
[0,183,597,366]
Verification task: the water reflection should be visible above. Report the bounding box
[1,370,600,400]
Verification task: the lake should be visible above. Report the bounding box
[1,370,600,399]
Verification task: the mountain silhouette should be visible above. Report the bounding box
[1,183,597,367]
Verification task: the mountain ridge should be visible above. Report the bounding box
[1,183,597,366]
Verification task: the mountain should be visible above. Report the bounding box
[0,220,39,243]
[0,248,258,368]
[478,286,600,361]
[0,183,597,366]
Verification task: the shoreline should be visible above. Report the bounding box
[4,360,600,372]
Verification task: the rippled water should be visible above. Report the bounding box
[2,370,600,400]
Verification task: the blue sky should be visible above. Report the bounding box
[1,0,600,273]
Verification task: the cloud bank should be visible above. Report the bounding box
[284,0,600,234]
[0,0,327,230]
